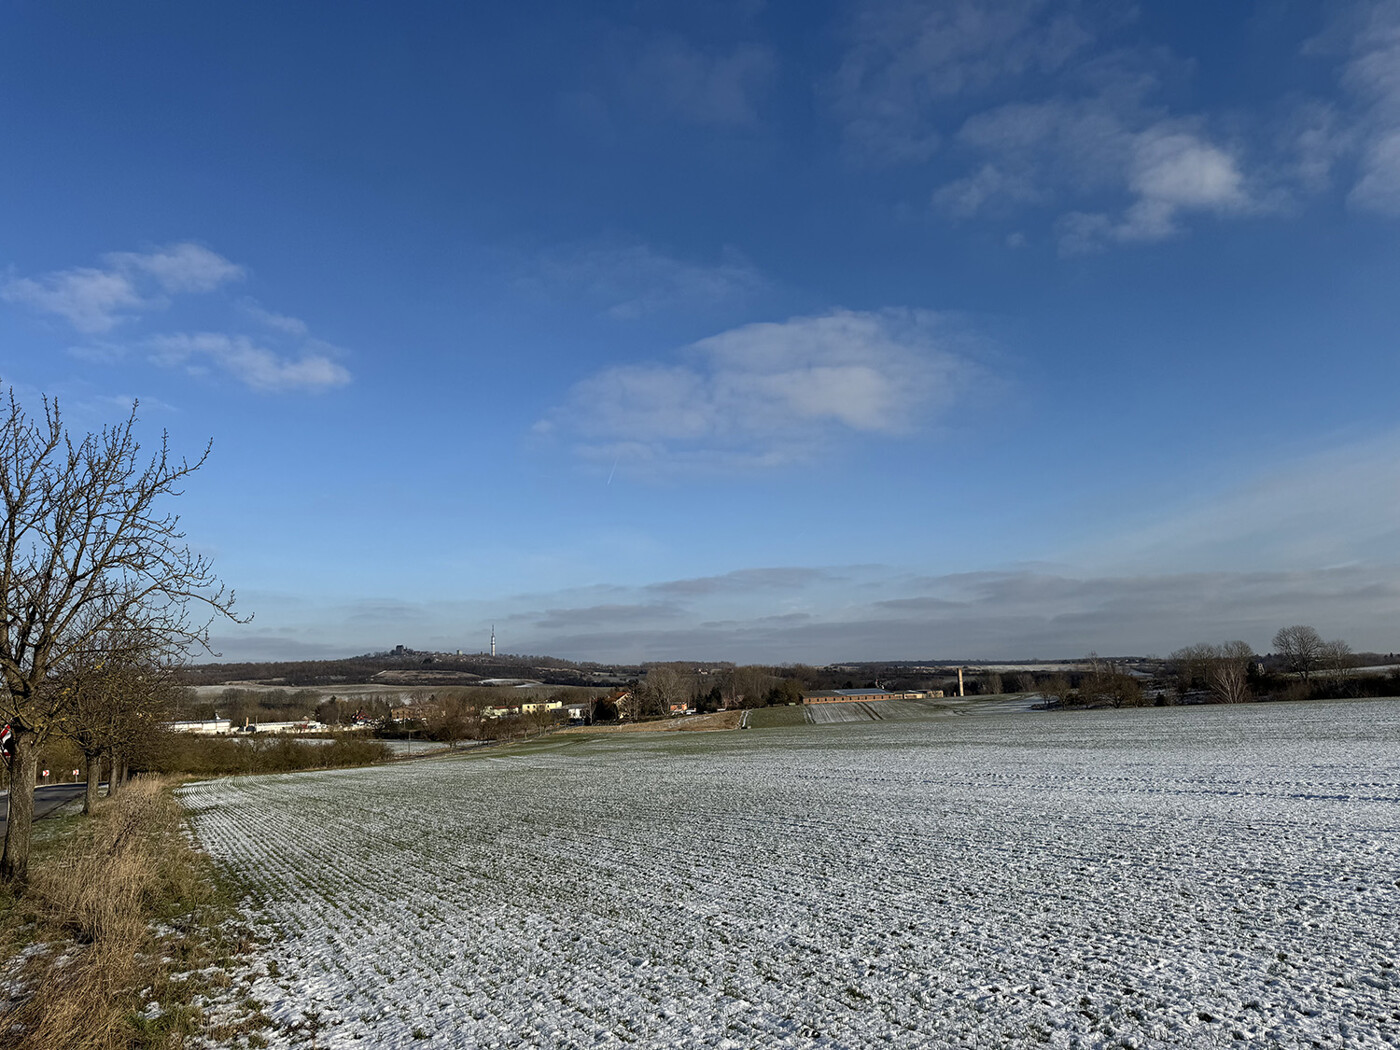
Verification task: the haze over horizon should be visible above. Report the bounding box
[3,2,1397,665]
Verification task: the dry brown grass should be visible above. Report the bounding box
[0,777,262,1050]
[556,710,743,734]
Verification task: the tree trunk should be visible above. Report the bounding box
[83,752,102,815]
[108,753,124,796]
[1,727,40,883]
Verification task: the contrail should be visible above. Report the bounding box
[607,458,618,485]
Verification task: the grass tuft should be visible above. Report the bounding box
[0,777,265,1050]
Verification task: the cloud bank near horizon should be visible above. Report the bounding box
[207,422,1400,665]
[208,560,1400,666]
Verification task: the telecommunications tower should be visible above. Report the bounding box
[490,625,496,657]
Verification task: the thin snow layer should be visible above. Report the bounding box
[180,699,1400,1049]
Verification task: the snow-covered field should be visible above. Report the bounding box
[181,699,1400,1049]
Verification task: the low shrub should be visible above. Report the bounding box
[140,732,391,776]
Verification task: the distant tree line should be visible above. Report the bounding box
[1027,625,1388,710]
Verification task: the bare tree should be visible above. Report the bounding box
[1076,663,1144,708]
[718,666,775,709]
[1272,625,1324,681]
[1039,674,1073,707]
[106,661,177,794]
[52,612,149,812]
[1170,643,1214,699]
[1171,641,1254,704]
[1318,638,1354,691]
[614,688,644,722]
[0,390,240,882]
[640,664,691,717]
[1208,641,1254,704]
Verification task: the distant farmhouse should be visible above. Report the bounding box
[803,688,943,704]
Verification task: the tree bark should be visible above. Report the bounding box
[1,727,39,883]
[83,752,102,815]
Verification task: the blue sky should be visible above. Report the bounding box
[3,1,1398,663]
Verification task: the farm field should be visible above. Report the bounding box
[181,698,1400,1049]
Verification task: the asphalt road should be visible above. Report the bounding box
[0,783,90,839]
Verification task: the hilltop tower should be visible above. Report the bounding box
[490,625,496,657]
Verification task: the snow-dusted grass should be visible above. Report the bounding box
[181,699,1400,1049]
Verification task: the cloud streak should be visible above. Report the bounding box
[148,332,351,394]
[531,242,767,320]
[1074,426,1400,574]
[1335,1,1400,214]
[830,0,1095,165]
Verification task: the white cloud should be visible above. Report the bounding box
[106,242,245,293]
[7,244,353,393]
[832,3,1309,247]
[243,299,312,336]
[149,332,351,393]
[936,85,1258,253]
[624,36,774,126]
[533,242,767,319]
[540,309,977,474]
[1058,129,1252,252]
[2,267,145,333]
[1128,132,1246,211]
[840,1,1400,242]
[2,242,243,332]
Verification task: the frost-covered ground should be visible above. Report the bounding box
[180,699,1400,1049]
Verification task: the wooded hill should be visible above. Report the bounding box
[177,651,640,688]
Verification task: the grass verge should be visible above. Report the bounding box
[0,777,268,1050]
